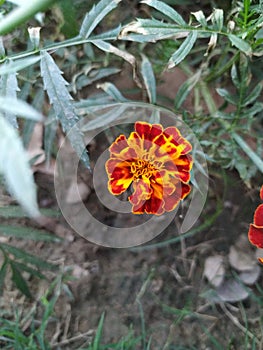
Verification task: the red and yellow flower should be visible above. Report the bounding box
[248,185,263,263]
[105,121,193,215]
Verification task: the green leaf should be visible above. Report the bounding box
[96,82,129,102]
[120,18,186,42]
[140,54,156,104]
[44,109,57,167]
[0,206,60,218]
[82,104,127,131]
[230,63,239,88]
[228,34,252,55]
[0,97,43,121]
[10,261,31,298]
[216,88,238,105]
[1,243,57,270]
[88,25,121,41]
[168,31,198,68]
[0,225,62,242]
[0,115,40,218]
[40,51,90,170]
[174,70,201,108]
[141,0,186,25]
[92,313,105,350]
[211,9,224,31]
[12,261,46,280]
[79,0,121,39]
[243,82,263,106]
[0,260,8,295]
[0,56,41,74]
[191,10,207,27]
[0,63,19,128]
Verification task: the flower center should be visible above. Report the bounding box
[130,156,162,180]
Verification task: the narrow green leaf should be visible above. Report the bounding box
[149,110,160,123]
[79,0,121,39]
[93,313,105,350]
[230,64,239,88]
[244,102,263,116]
[191,10,207,27]
[211,9,224,31]
[40,51,90,170]
[141,0,186,25]
[73,67,120,91]
[44,109,57,167]
[168,31,198,68]
[0,63,19,128]
[1,243,57,270]
[0,115,40,218]
[120,18,186,42]
[12,261,46,280]
[0,206,60,218]
[233,132,263,173]
[140,54,156,104]
[243,82,263,106]
[0,260,8,295]
[0,225,62,242]
[0,56,41,74]
[228,34,252,55]
[216,88,238,105]
[82,105,127,131]
[174,70,201,108]
[88,25,121,41]
[10,262,31,298]
[0,97,43,121]
[96,82,129,102]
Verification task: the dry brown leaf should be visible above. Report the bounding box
[239,265,261,285]
[203,255,225,287]
[229,245,256,272]
[27,122,45,166]
[65,180,91,204]
[215,279,249,302]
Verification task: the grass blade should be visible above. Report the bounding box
[0,56,41,74]
[140,54,156,104]
[10,261,31,298]
[0,224,62,242]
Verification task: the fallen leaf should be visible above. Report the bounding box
[229,245,256,272]
[215,279,249,302]
[239,265,261,285]
[203,255,225,287]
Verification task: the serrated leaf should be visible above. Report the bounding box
[0,63,19,128]
[142,0,186,25]
[0,56,41,75]
[0,115,40,218]
[0,97,43,121]
[191,10,207,27]
[140,54,156,104]
[0,225,62,242]
[216,88,238,105]
[168,31,198,68]
[243,82,263,106]
[82,104,127,131]
[89,25,121,41]
[228,34,252,55]
[10,262,31,298]
[1,243,57,270]
[40,51,90,170]
[79,0,121,39]
[97,82,129,102]
[211,9,224,31]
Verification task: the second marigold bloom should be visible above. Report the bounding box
[248,185,263,263]
[105,121,193,215]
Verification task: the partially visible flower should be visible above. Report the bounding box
[248,185,263,263]
[105,121,193,215]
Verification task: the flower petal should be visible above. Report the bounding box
[260,185,263,201]
[135,122,163,142]
[109,134,137,160]
[163,181,191,212]
[248,223,263,248]
[254,204,263,226]
[106,159,133,195]
[164,126,192,155]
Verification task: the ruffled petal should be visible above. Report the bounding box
[106,159,133,195]
[109,134,138,160]
[260,185,263,201]
[135,122,163,142]
[254,204,263,226]
[248,223,263,248]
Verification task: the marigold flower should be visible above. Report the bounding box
[105,121,193,215]
[248,185,263,263]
